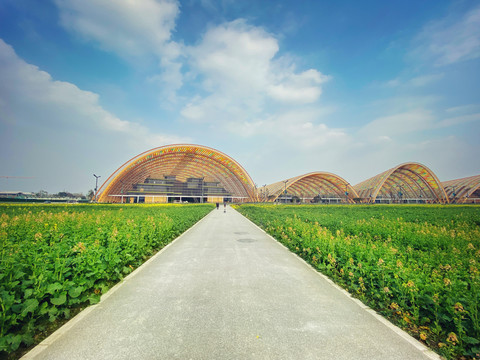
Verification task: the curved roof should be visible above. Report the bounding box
[354,162,448,203]
[264,172,359,203]
[97,144,256,202]
[442,174,480,203]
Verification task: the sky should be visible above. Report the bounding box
[0,0,479,194]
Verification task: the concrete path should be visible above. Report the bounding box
[24,206,439,360]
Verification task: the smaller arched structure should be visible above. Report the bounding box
[354,162,448,203]
[264,172,358,203]
[442,175,480,204]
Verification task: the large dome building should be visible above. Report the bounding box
[97,144,257,203]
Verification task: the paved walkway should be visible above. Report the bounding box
[24,207,439,360]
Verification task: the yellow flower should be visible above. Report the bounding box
[389,302,399,310]
[447,332,458,344]
[420,333,427,341]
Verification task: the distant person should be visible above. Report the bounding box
[224,202,226,213]
[216,202,219,210]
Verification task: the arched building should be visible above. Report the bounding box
[263,172,358,204]
[96,144,472,205]
[442,174,480,204]
[354,162,448,203]
[97,144,256,203]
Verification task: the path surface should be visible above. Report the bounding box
[24,206,439,360]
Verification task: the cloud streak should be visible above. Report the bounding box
[412,5,480,66]
[55,0,180,58]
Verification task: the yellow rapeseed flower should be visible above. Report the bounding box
[447,332,458,344]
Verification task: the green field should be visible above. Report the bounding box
[235,204,480,359]
[0,203,214,356]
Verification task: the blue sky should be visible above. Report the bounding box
[0,0,479,193]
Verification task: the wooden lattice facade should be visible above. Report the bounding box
[97,145,477,204]
[263,172,358,204]
[353,163,448,204]
[442,174,480,204]
[97,144,256,203]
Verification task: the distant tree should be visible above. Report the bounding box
[57,191,75,198]
[72,193,86,199]
[87,189,95,201]
[36,190,48,198]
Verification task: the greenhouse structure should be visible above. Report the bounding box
[97,144,479,204]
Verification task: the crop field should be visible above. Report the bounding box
[235,204,480,359]
[0,203,214,356]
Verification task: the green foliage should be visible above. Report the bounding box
[235,204,480,360]
[0,203,213,355]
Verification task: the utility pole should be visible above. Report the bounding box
[93,174,101,202]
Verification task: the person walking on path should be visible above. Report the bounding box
[216,202,219,210]
[223,202,226,213]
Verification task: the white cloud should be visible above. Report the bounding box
[0,39,187,192]
[267,69,328,103]
[412,5,480,66]
[408,73,444,87]
[180,19,330,145]
[55,0,179,58]
[383,73,444,88]
[55,0,183,97]
[0,39,182,143]
[223,107,347,152]
[359,110,435,139]
[187,20,327,102]
[188,20,278,94]
[445,104,480,115]
[437,113,480,128]
[53,3,329,114]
